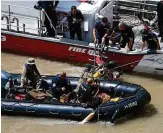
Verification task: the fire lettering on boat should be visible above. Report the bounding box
[68,46,95,55]
[68,46,86,53]
[87,49,95,55]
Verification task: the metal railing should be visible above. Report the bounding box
[1,3,70,37]
[1,3,43,36]
[113,0,158,19]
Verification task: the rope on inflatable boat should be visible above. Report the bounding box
[1,100,39,108]
[1,54,161,120]
[94,54,161,124]
[112,54,161,98]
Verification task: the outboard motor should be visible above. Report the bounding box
[1,70,12,98]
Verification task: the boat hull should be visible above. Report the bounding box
[1,70,151,122]
[1,30,163,75]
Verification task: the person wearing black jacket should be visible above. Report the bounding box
[38,1,59,37]
[141,29,160,53]
[67,6,84,41]
[110,22,134,51]
[157,0,163,41]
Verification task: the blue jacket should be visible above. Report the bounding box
[53,74,70,89]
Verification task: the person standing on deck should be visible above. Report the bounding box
[93,17,111,45]
[157,0,163,42]
[41,1,59,37]
[67,6,84,41]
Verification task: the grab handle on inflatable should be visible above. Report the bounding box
[72,112,82,117]
[49,110,59,115]
[4,107,14,112]
[26,108,36,113]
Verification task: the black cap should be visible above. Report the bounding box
[101,17,108,24]
[71,6,77,10]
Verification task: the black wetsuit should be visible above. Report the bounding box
[78,83,93,103]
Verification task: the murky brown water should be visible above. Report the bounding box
[1,52,163,133]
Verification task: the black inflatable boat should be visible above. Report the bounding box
[1,70,151,122]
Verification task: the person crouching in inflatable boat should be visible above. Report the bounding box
[51,72,72,101]
[20,58,42,89]
[77,78,122,108]
[77,78,99,107]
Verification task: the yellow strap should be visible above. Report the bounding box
[110,97,120,102]
[93,72,102,79]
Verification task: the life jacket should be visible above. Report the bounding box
[25,64,37,78]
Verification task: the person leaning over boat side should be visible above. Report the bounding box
[93,17,110,45]
[51,72,72,100]
[141,29,160,53]
[157,0,163,42]
[20,58,42,90]
[41,0,59,37]
[110,22,134,52]
[67,6,84,41]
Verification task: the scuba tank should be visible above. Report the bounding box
[93,69,105,79]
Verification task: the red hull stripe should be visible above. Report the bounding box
[1,32,144,72]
